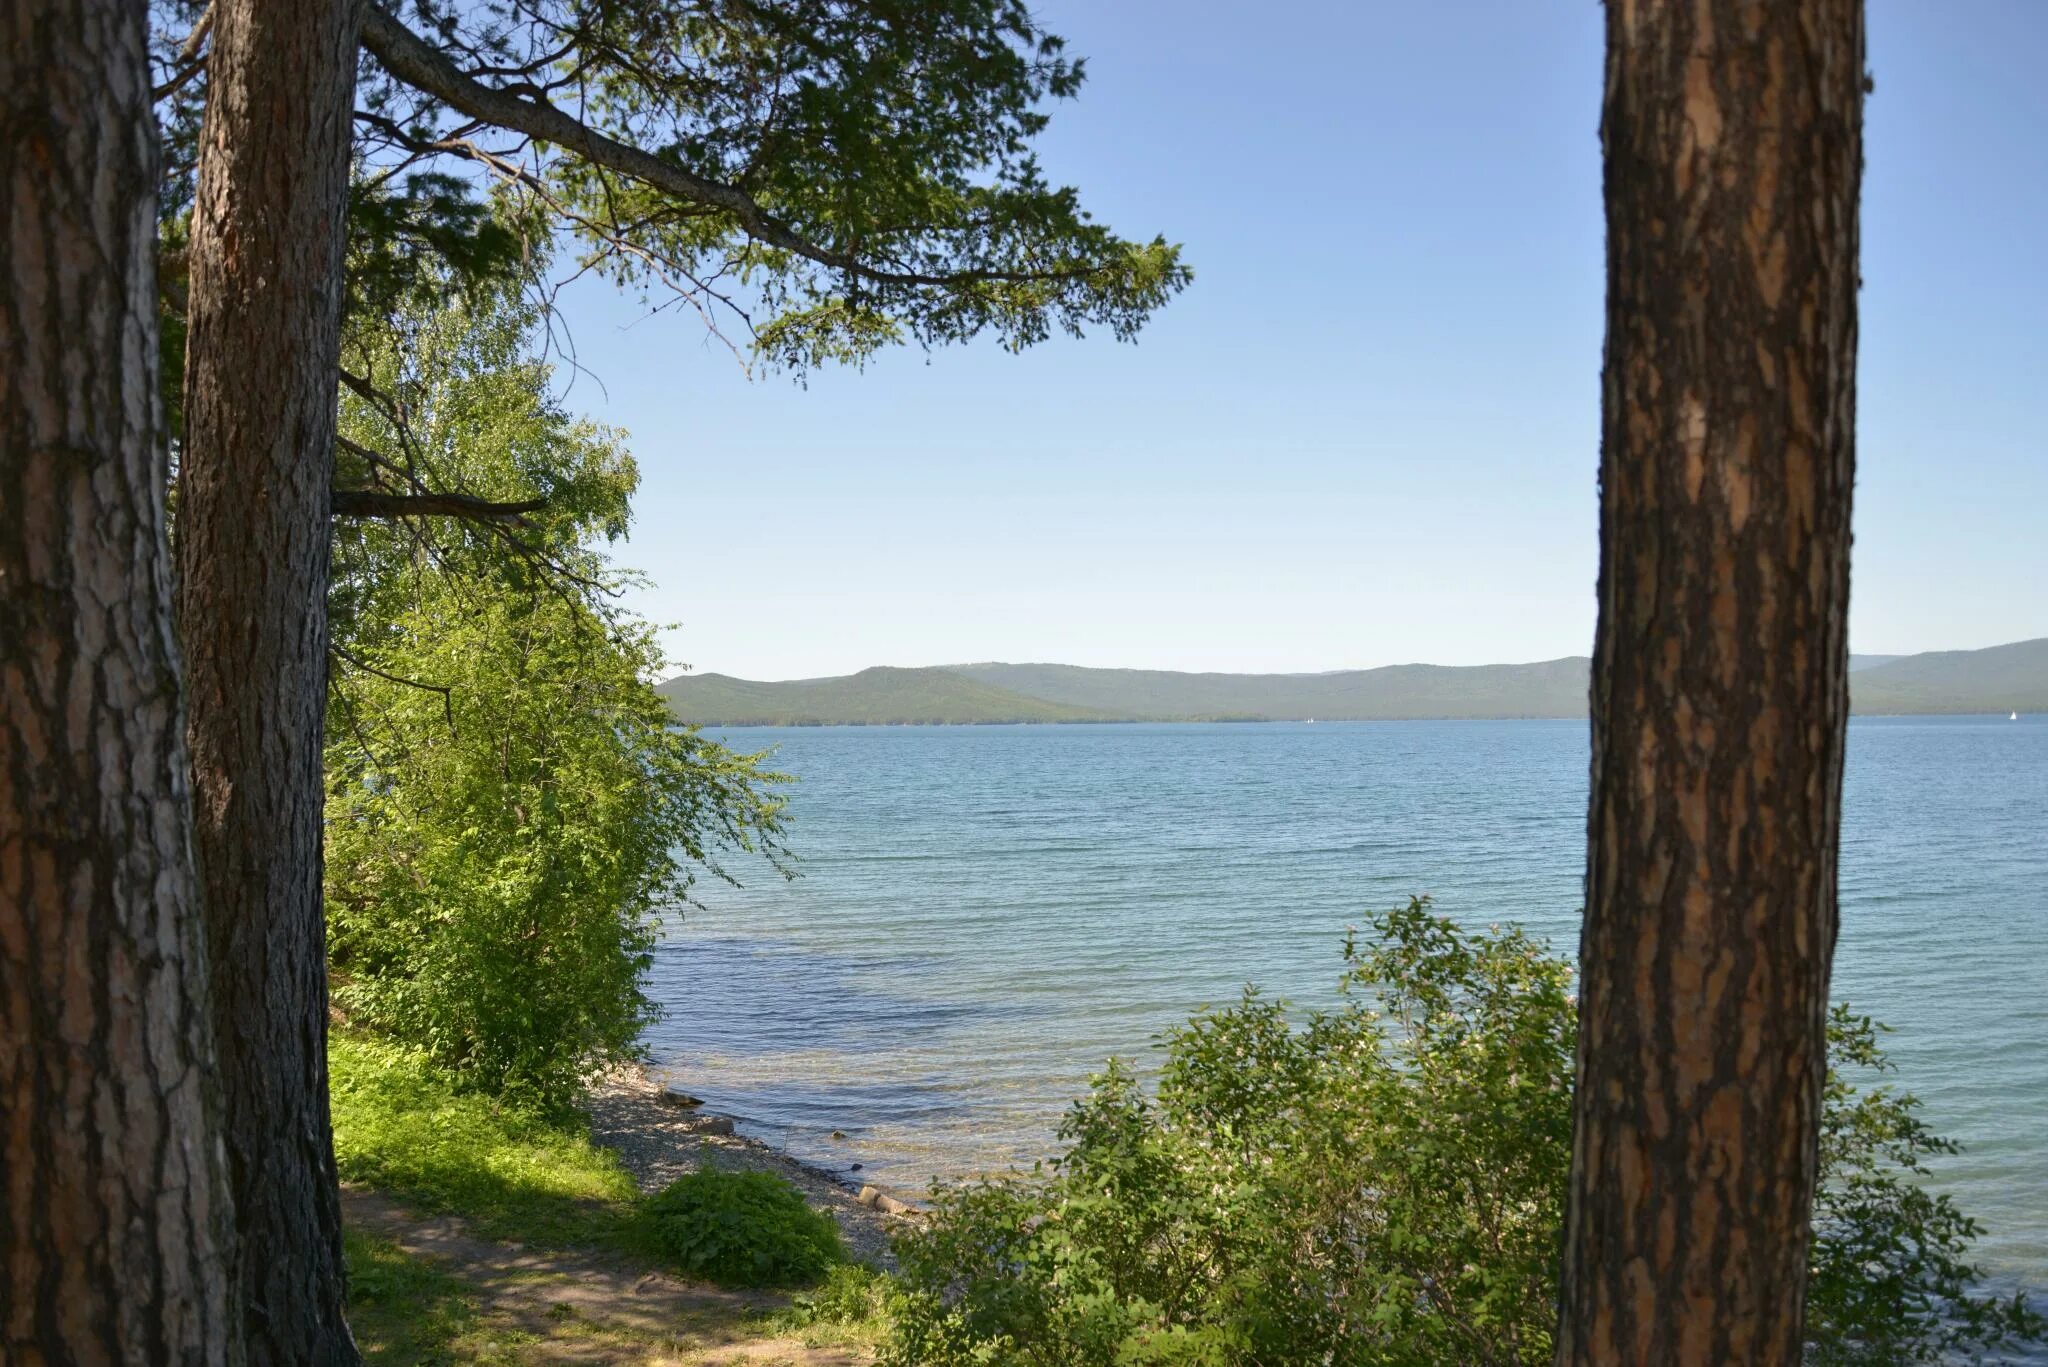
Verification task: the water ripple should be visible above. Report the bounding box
[643,716,2048,1288]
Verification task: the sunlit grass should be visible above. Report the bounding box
[330,1029,640,1250]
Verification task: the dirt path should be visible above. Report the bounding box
[343,1188,876,1365]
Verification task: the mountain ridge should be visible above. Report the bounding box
[657,638,2048,726]
[653,665,1119,726]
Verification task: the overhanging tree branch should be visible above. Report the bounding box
[332,488,547,521]
[332,640,457,735]
[357,3,1107,291]
[393,129,753,361]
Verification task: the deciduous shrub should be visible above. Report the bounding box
[1806,1010,2045,1364]
[886,898,2046,1367]
[643,1168,846,1288]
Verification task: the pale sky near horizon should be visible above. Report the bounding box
[553,1,2047,682]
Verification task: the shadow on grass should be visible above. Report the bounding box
[330,1030,653,1258]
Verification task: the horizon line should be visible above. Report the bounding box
[658,635,2046,687]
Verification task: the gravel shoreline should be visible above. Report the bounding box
[580,1065,918,1270]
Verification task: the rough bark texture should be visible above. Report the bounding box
[0,0,241,1360]
[175,0,365,1360]
[1555,2,1864,1362]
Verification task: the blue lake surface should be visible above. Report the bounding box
[641,716,2048,1288]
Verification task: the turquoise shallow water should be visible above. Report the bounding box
[642,716,2048,1290]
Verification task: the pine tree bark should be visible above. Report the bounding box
[175,0,364,1360]
[0,0,241,1360]
[1555,2,1864,1362]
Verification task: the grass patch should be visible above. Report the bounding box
[344,1228,478,1365]
[330,1030,640,1251]
[771,1263,898,1349]
[334,1027,902,1361]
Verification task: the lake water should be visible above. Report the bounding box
[641,716,2048,1291]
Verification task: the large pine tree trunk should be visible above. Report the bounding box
[0,0,242,1360]
[175,0,364,1359]
[1555,2,1864,1362]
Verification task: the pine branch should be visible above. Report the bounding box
[357,3,1106,290]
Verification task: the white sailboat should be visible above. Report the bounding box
[2013,711,2021,721]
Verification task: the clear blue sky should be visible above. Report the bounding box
[554,0,2047,682]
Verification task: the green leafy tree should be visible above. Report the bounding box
[325,281,790,1109]
[889,901,2045,1367]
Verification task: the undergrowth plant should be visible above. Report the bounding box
[642,1168,847,1288]
[886,898,2046,1367]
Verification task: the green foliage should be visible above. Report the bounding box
[345,175,524,331]
[888,901,1570,1366]
[325,575,786,1105]
[159,0,1191,446]
[772,1263,902,1354]
[887,900,2046,1367]
[355,0,1187,370]
[325,280,791,1109]
[329,1031,641,1251]
[1806,1008,2048,1364]
[780,1262,899,1330]
[641,1168,846,1288]
[329,267,645,628]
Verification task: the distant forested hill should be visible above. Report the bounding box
[652,666,1118,725]
[1849,638,2048,715]
[949,659,1591,720]
[658,639,2048,725]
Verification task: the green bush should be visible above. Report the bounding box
[886,898,2047,1367]
[1806,1011,2047,1364]
[642,1168,846,1288]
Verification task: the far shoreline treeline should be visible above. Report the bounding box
[659,639,2048,727]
